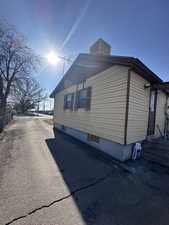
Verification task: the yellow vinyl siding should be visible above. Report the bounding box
[155,90,166,136]
[127,71,150,144]
[54,65,128,144]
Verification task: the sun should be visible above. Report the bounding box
[46,51,60,65]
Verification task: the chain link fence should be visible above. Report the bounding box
[0,110,13,133]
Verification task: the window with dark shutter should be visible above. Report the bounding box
[70,93,74,110]
[79,88,88,108]
[86,87,92,110]
[76,87,92,110]
[63,93,74,110]
[64,95,67,110]
[74,91,79,110]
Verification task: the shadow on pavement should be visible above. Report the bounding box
[45,128,169,225]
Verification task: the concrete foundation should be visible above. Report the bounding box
[54,123,133,162]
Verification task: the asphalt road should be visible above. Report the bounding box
[1,116,169,225]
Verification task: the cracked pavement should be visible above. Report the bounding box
[1,116,169,225]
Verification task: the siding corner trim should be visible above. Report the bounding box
[124,68,132,145]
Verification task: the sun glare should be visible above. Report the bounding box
[46,51,60,65]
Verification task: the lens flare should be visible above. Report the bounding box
[46,51,60,65]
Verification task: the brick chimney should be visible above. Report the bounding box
[90,39,111,56]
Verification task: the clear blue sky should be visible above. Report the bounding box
[1,0,169,96]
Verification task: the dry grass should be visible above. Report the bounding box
[0,120,16,141]
[5,120,16,129]
[0,131,6,141]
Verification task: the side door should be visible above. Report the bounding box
[147,89,157,136]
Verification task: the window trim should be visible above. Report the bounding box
[78,88,88,109]
[75,87,92,110]
[64,93,74,110]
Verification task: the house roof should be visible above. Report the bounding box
[50,53,163,98]
[154,82,169,95]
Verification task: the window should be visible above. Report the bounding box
[64,93,74,110]
[75,87,92,110]
[87,134,100,143]
[79,88,88,108]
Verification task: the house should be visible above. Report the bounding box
[50,39,169,162]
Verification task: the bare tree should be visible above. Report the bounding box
[11,77,45,114]
[0,21,40,115]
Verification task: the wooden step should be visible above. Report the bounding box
[143,146,169,153]
[142,139,169,167]
[143,152,169,167]
[143,151,169,160]
[142,142,169,149]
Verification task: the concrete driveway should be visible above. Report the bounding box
[1,116,169,225]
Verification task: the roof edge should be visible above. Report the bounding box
[50,54,164,98]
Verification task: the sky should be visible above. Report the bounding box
[0,0,169,106]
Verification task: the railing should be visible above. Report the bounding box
[0,110,13,132]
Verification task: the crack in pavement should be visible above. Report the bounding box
[5,170,114,225]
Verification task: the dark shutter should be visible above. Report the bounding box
[63,95,67,110]
[74,91,79,111]
[86,87,92,110]
[71,93,74,110]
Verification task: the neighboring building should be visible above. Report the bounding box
[50,39,169,161]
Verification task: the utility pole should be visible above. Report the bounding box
[43,98,46,111]
[49,99,52,110]
[37,92,40,115]
[43,93,48,112]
